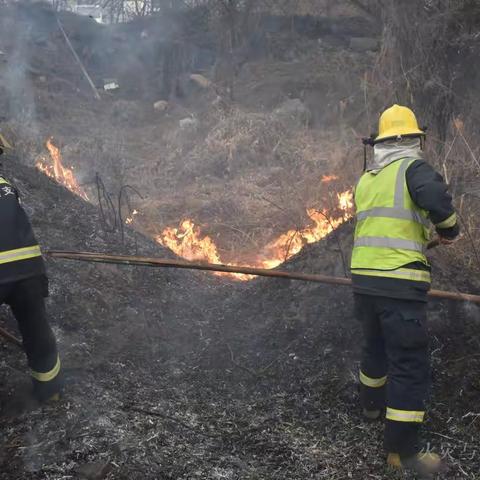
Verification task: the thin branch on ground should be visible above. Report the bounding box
[224,340,261,378]
[122,404,221,439]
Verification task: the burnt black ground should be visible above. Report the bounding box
[0,161,480,480]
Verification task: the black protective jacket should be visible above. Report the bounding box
[0,175,45,284]
[352,159,459,302]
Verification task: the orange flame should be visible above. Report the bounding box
[157,219,253,280]
[36,138,89,201]
[157,189,353,280]
[160,219,222,264]
[321,174,339,183]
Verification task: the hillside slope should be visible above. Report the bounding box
[0,2,373,261]
[0,158,480,479]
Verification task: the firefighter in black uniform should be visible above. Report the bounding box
[0,135,62,402]
[351,106,460,476]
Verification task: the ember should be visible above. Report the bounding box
[157,189,353,280]
[36,138,89,201]
[125,209,139,225]
[321,174,339,183]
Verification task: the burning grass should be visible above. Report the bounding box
[156,190,353,280]
[33,133,355,281]
[36,138,89,201]
[156,103,358,276]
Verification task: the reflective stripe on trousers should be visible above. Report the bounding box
[360,370,387,388]
[31,355,61,382]
[386,407,425,423]
[0,245,42,265]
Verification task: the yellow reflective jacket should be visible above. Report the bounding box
[350,158,432,284]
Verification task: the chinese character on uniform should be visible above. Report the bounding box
[1,186,14,196]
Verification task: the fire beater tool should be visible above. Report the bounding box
[2,244,475,349]
[45,250,480,305]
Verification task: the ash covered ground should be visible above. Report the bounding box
[0,161,480,480]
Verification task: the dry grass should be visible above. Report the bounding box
[364,0,480,278]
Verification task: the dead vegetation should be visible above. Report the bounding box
[363,0,480,275]
[0,1,370,257]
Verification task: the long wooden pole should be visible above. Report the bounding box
[46,250,480,305]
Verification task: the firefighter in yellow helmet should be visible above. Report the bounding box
[351,105,459,476]
[0,134,63,403]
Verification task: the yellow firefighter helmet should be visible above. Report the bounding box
[375,104,426,144]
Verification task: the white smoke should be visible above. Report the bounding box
[4,24,38,134]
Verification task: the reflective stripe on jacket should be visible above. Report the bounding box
[0,245,42,264]
[0,175,44,283]
[350,158,431,283]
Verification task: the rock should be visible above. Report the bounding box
[190,73,211,89]
[77,461,112,480]
[274,98,312,126]
[153,100,169,112]
[179,117,199,131]
[349,37,379,52]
